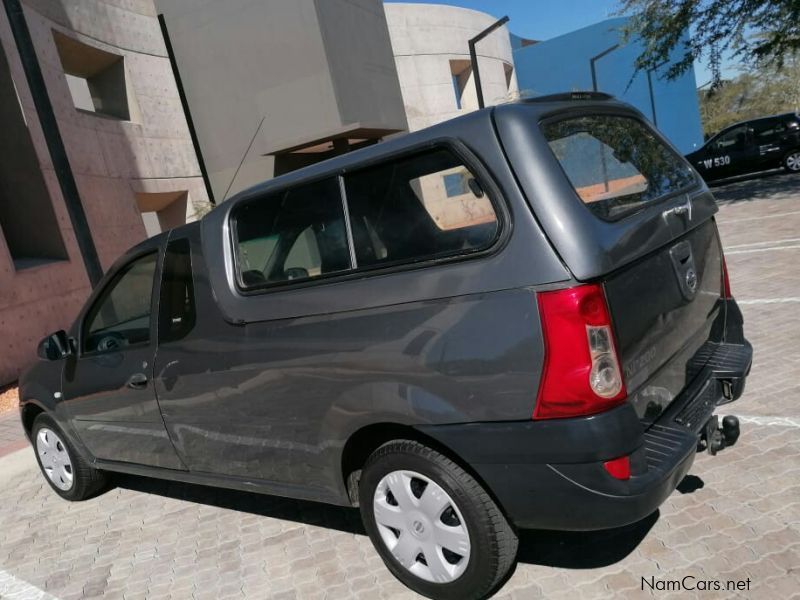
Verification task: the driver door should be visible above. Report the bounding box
[62,247,184,469]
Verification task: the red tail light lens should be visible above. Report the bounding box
[534,284,627,420]
[603,455,631,480]
[721,255,732,299]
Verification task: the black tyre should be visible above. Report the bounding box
[784,150,800,172]
[32,413,107,501]
[359,440,518,600]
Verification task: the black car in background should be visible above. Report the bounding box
[686,112,800,181]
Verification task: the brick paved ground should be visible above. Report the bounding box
[0,411,25,459]
[0,171,798,599]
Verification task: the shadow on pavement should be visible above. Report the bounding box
[112,470,674,571]
[516,510,658,569]
[676,474,704,494]
[709,170,800,204]
[113,473,367,535]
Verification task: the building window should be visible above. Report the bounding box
[443,171,470,197]
[449,60,474,111]
[136,191,189,237]
[53,31,131,120]
[504,63,514,92]
[451,74,463,110]
[0,39,67,269]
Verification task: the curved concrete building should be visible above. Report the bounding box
[385,3,518,131]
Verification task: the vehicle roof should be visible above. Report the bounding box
[715,112,799,133]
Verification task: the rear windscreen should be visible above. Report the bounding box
[542,115,695,221]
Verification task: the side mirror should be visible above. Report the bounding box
[37,330,73,361]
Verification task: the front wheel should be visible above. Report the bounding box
[784,150,800,172]
[32,413,107,501]
[359,440,518,600]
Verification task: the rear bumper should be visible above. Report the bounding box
[416,340,752,531]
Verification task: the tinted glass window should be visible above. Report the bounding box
[543,115,695,221]
[343,149,499,268]
[714,125,748,150]
[159,238,195,343]
[234,178,350,289]
[84,252,157,353]
[753,120,785,139]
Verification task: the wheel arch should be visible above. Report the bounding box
[19,400,47,440]
[340,422,513,524]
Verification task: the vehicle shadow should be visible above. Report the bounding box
[111,471,682,572]
[112,473,367,535]
[710,170,799,204]
[515,510,658,569]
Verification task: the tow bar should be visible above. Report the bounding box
[699,415,740,455]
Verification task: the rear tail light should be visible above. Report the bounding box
[534,284,627,420]
[721,255,732,298]
[603,455,631,480]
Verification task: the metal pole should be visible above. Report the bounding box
[589,44,619,193]
[589,44,619,91]
[468,16,509,109]
[646,60,668,127]
[3,0,104,286]
[646,69,657,126]
[159,14,216,206]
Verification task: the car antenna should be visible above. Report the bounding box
[221,116,266,203]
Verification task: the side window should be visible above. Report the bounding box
[234,178,350,289]
[83,252,157,354]
[159,238,196,343]
[753,120,785,140]
[284,226,322,279]
[714,125,748,150]
[343,148,499,269]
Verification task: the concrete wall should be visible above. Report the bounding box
[0,0,209,385]
[512,17,704,154]
[156,0,408,200]
[385,3,518,132]
[0,13,89,386]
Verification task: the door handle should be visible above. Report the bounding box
[126,372,148,389]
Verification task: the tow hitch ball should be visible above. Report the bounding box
[700,415,740,455]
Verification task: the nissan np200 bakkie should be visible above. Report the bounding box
[21,92,752,600]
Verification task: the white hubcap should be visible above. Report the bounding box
[36,428,74,491]
[373,470,471,583]
[787,153,800,171]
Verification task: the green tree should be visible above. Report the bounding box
[618,0,800,86]
[699,55,800,137]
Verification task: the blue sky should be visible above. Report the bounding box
[384,0,738,85]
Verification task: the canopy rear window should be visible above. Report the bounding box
[542,115,695,221]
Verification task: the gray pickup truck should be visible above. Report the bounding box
[20,92,752,600]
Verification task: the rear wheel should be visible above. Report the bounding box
[784,150,800,172]
[32,413,107,501]
[359,440,518,600]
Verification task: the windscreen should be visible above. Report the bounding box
[542,115,695,221]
